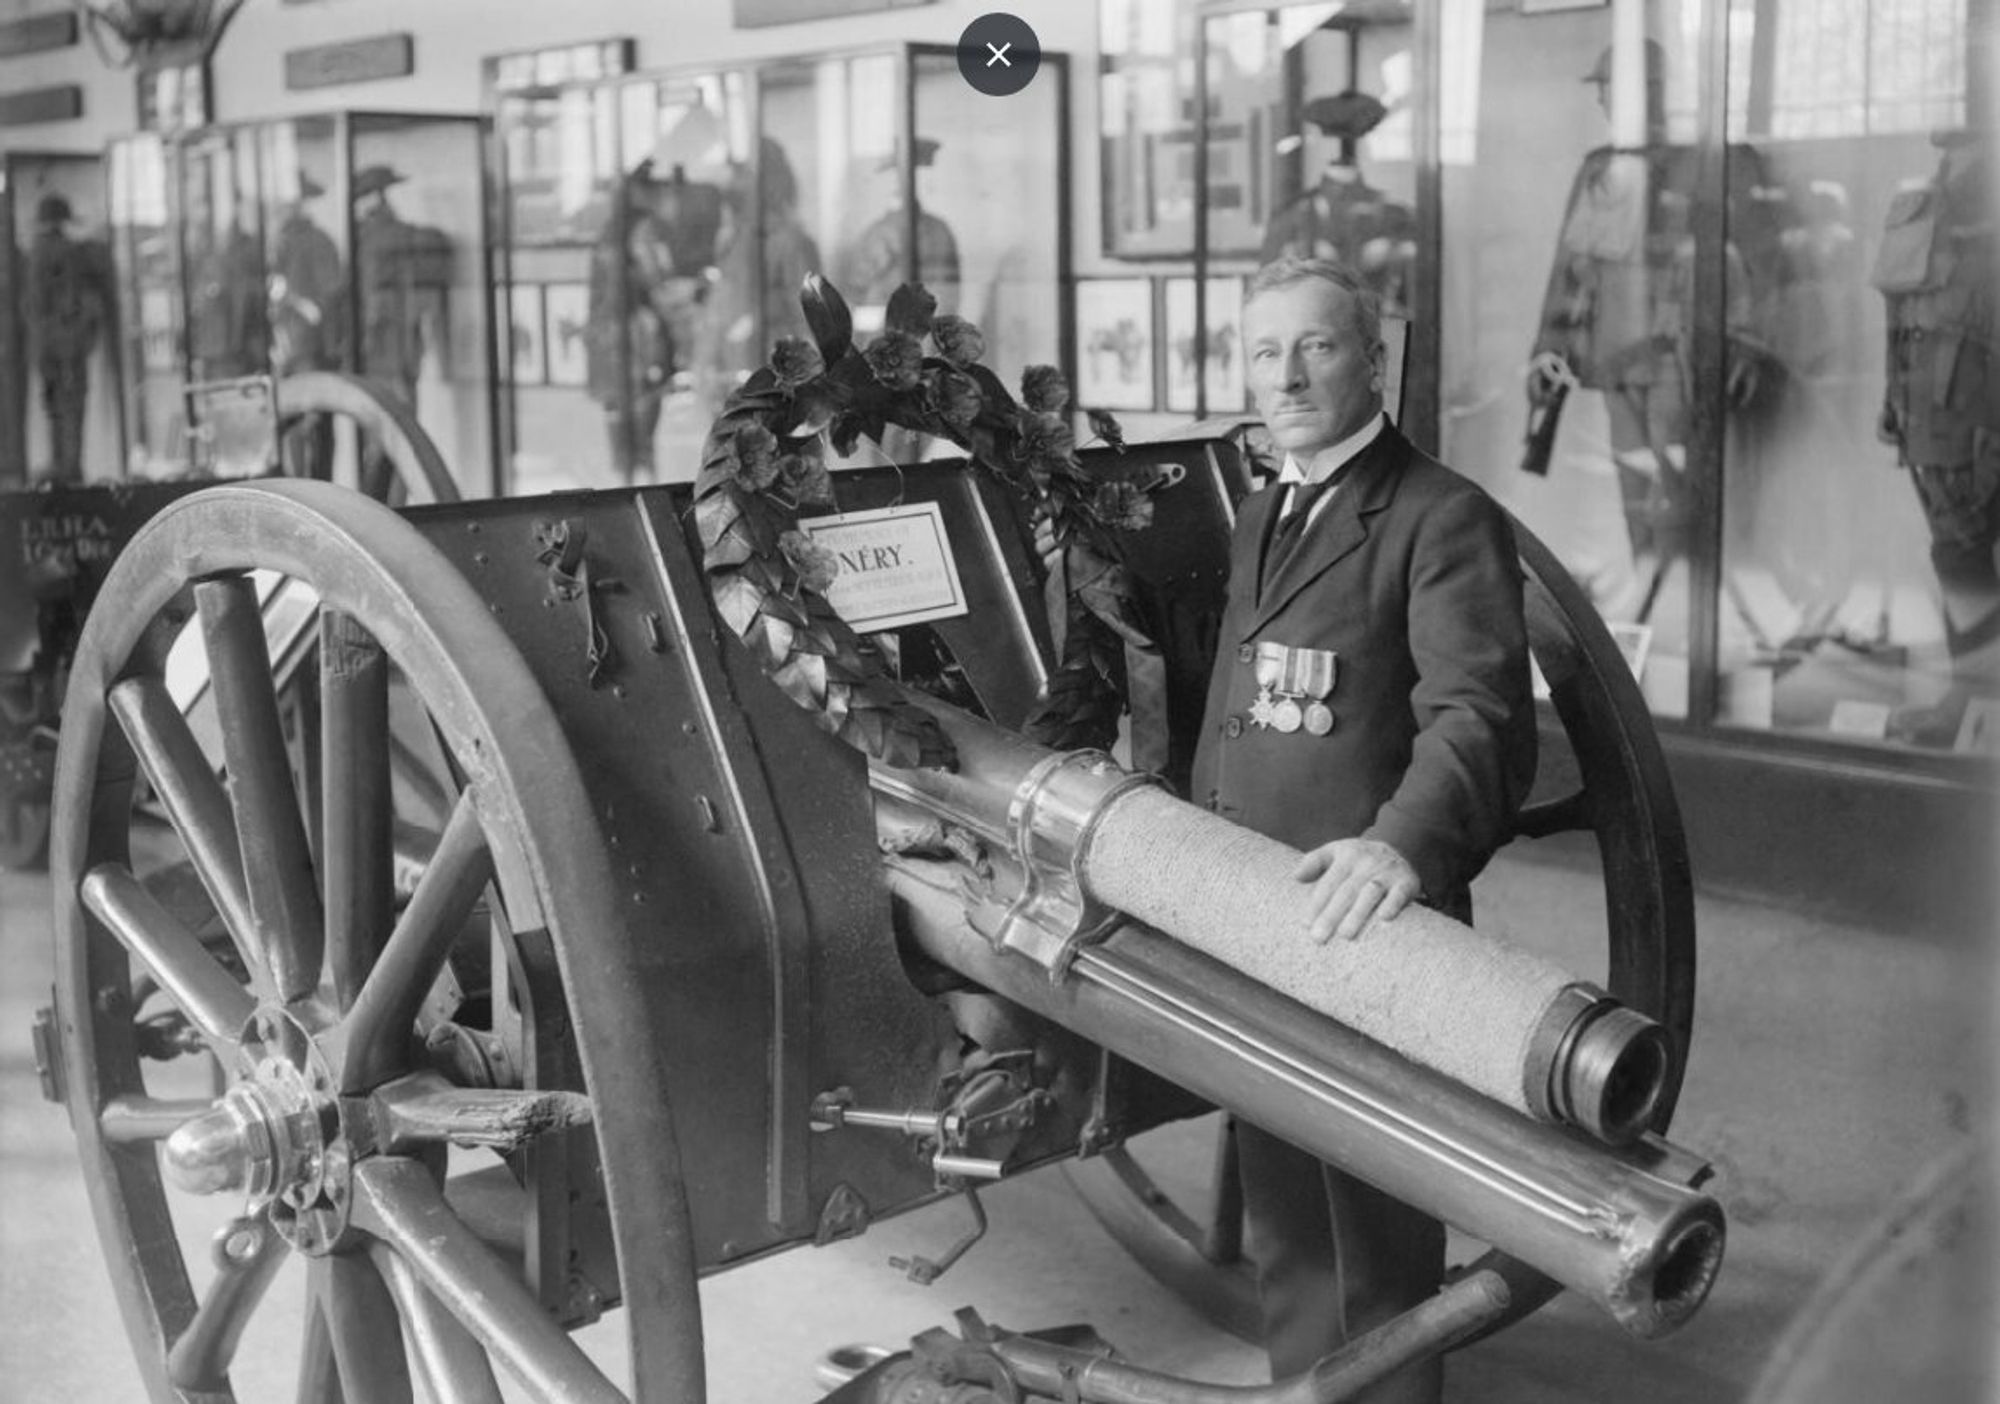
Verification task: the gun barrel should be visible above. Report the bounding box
[873,699,1670,1145]
[886,858,1724,1338]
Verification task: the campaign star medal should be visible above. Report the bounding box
[1250,643,1287,729]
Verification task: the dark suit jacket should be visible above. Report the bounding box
[1188,424,1536,907]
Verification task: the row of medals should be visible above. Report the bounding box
[1249,641,1336,736]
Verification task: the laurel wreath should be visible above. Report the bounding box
[694,273,1163,770]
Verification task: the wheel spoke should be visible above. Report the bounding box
[371,1240,506,1404]
[296,1281,344,1404]
[196,576,325,1002]
[82,864,255,1048]
[371,1072,593,1156]
[1516,788,1594,839]
[338,791,491,1094]
[99,1094,214,1144]
[108,675,259,982]
[167,1214,290,1391]
[320,611,394,1011]
[353,1157,624,1404]
[321,1251,414,1404]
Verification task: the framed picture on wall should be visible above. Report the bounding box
[509,283,546,386]
[1074,278,1156,412]
[1163,276,1246,415]
[543,283,589,387]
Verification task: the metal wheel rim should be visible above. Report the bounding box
[50,479,702,1401]
[1065,513,1698,1347]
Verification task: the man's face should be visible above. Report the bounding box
[1244,279,1384,456]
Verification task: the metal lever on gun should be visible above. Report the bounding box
[808,1088,1009,1181]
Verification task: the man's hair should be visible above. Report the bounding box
[1245,255,1383,351]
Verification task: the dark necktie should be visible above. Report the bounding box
[1264,465,1351,581]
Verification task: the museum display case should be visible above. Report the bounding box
[105,111,496,493]
[1433,0,1984,758]
[1,150,118,488]
[492,42,1070,493]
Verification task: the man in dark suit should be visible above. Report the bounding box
[1190,255,1537,1401]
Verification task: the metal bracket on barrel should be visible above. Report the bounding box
[990,750,1163,981]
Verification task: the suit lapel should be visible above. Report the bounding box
[1250,427,1410,633]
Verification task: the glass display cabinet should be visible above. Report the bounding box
[1,150,118,489]
[1436,0,1987,757]
[105,112,496,494]
[494,43,1070,494]
[1192,1,1419,422]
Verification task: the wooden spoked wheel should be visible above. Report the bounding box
[1063,515,1699,1346]
[50,481,703,1402]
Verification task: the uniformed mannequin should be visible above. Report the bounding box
[186,195,269,385]
[1872,130,1998,683]
[1524,40,1768,618]
[352,165,440,411]
[714,137,824,378]
[584,146,727,484]
[839,137,961,318]
[270,174,344,375]
[268,173,345,477]
[836,136,960,461]
[1260,91,1417,317]
[24,194,112,486]
[586,165,673,482]
[1192,256,1535,1403]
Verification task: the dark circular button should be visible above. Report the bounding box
[1237,643,1254,664]
[1225,716,1244,739]
[957,13,1041,97]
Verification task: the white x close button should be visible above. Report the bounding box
[958,13,1041,97]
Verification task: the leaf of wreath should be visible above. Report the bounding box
[801,274,856,366]
[694,491,740,551]
[770,653,828,710]
[759,589,812,630]
[750,614,797,669]
[713,573,763,638]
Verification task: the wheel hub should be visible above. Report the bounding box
[161,1006,353,1254]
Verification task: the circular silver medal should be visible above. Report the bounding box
[1271,697,1304,733]
[1304,701,1335,736]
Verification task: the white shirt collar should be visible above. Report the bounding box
[1277,413,1386,521]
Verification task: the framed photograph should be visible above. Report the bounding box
[543,283,590,388]
[509,283,546,386]
[1074,279,1156,412]
[1163,276,1247,416]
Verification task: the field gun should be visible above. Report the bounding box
[36,427,1710,1402]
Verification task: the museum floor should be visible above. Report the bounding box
[2,838,1991,1401]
